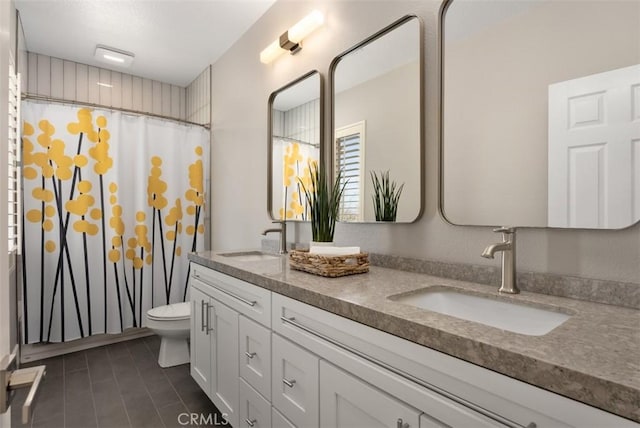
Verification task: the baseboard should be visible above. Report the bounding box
[20,328,154,363]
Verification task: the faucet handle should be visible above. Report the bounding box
[493,227,515,234]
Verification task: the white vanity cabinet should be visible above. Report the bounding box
[272,293,638,428]
[189,264,272,428]
[189,262,638,428]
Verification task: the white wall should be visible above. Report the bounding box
[0,0,16,364]
[186,66,211,125]
[26,53,187,120]
[209,0,640,283]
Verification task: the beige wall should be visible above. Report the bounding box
[209,0,640,284]
[443,1,640,226]
[335,61,420,222]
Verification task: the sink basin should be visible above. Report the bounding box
[219,251,280,262]
[389,287,572,336]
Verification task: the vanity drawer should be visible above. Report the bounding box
[191,263,271,327]
[272,407,296,428]
[239,378,272,428]
[272,333,319,428]
[240,315,272,399]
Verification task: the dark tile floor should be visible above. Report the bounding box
[11,335,229,428]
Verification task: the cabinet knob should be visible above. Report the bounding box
[245,418,256,427]
[282,378,296,388]
[397,418,409,428]
[245,351,256,359]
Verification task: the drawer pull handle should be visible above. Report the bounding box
[397,418,408,428]
[245,351,256,359]
[245,418,256,427]
[280,316,536,428]
[193,273,257,307]
[282,378,296,388]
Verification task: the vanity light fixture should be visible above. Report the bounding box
[94,45,135,68]
[260,10,324,64]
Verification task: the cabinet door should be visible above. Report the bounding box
[211,299,240,428]
[190,286,212,396]
[272,334,319,428]
[320,361,422,428]
[239,378,272,428]
[272,407,296,428]
[240,315,272,399]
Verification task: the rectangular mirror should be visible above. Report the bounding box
[441,0,640,229]
[331,15,423,223]
[269,71,322,220]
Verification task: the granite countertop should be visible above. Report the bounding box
[188,251,640,422]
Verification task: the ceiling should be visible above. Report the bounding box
[15,0,276,87]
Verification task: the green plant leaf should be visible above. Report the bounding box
[298,162,348,241]
[370,170,404,222]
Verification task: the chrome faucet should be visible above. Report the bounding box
[262,220,287,254]
[481,227,518,294]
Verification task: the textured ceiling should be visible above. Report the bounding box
[15,0,276,87]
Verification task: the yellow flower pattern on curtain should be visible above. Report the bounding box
[21,102,209,343]
[278,142,316,220]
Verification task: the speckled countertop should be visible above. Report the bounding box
[188,251,640,422]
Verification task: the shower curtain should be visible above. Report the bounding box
[273,138,318,221]
[21,101,209,344]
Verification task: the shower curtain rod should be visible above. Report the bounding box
[22,93,211,129]
[273,135,320,148]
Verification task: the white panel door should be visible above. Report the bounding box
[548,64,640,228]
[211,299,240,428]
[190,286,212,396]
[319,361,422,428]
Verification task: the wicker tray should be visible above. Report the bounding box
[289,250,369,278]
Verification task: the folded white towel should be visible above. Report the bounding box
[309,246,361,256]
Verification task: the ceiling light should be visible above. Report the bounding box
[260,10,324,64]
[95,45,135,68]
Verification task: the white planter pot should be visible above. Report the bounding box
[310,241,334,247]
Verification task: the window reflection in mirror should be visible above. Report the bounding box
[331,15,423,223]
[441,0,640,229]
[269,71,322,221]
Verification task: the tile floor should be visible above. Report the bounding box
[11,335,229,428]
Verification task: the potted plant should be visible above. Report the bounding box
[371,170,404,222]
[299,162,347,244]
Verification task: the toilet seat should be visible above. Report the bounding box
[147,302,190,321]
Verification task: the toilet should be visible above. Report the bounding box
[146,302,191,368]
